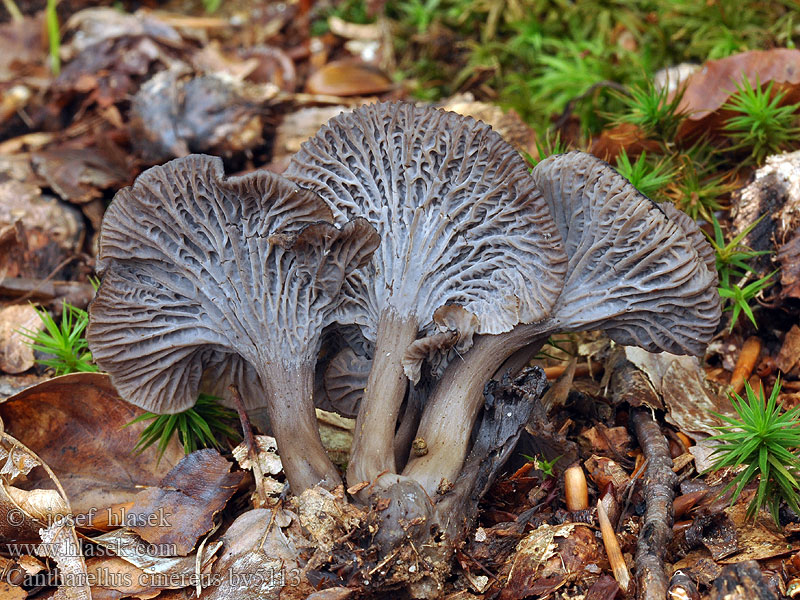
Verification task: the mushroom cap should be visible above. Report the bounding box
[661,201,718,282]
[89,154,379,414]
[285,102,568,340]
[319,346,371,418]
[532,151,721,356]
[402,304,480,384]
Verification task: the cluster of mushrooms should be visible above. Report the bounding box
[87,102,721,590]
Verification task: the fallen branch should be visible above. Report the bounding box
[631,408,677,600]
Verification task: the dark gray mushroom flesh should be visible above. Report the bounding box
[286,102,568,486]
[88,154,379,493]
[87,105,722,598]
[403,151,721,495]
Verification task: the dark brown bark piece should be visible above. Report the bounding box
[607,349,663,411]
[779,232,800,300]
[710,561,778,600]
[631,408,677,600]
[669,570,699,600]
[585,575,621,600]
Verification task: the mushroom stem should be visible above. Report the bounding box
[347,309,419,485]
[260,362,342,493]
[403,324,548,496]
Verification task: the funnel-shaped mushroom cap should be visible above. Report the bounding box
[286,102,568,339]
[89,154,379,414]
[532,151,720,355]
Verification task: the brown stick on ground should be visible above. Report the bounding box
[229,385,268,507]
[631,408,677,600]
[730,336,762,395]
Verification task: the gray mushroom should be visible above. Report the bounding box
[404,151,721,495]
[286,102,568,486]
[88,154,379,493]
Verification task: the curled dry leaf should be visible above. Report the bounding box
[37,519,91,600]
[625,347,731,437]
[31,144,132,205]
[232,435,285,507]
[675,49,800,140]
[403,305,480,384]
[500,523,603,600]
[205,508,315,600]
[5,487,68,522]
[0,372,183,514]
[232,435,283,475]
[125,449,243,556]
[0,428,90,600]
[89,528,222,588]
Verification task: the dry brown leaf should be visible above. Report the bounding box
[0,304,44,374]
[579,424,631,457]
[718,499,800,563]
[0,372,184,514]
[589,122,660,163]
[37,519,91,600]
[675,49,800,140]
[624,347,730,437]
[0,13,45,82]
[500,523,603,600]
[0,427,90,600]
[777,325,800,375]
[127,449,243,555]
[204,508,315,600]
[31,144,132,205]
[88,528,222,593]
[0,581,26,600]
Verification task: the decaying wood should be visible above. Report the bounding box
[0,277,95,308]
[669,569,700,600]
[710,560,778,600]
[631,408,677,600]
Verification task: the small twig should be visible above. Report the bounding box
[620,457,648,533]
[367,548,400,576]
[258,504,279,552]
[459,549,499,582]
[598,498,630,592]
[2,0,23,22]
[229,385,268,507]
[631,409,677,600]
[730,336,761,395]
[195,520,221,597]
